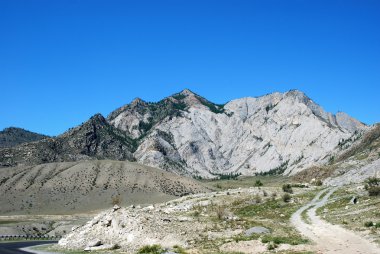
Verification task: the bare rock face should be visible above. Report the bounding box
[109,89,367,177]
[335,112,367,133]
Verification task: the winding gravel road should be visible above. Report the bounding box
[291,187,380,254]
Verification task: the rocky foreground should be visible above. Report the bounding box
[58,187,268,253]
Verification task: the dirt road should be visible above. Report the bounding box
[291,187,380,254]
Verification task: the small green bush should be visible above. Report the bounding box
[173,245,188,254]
[267,242,278,250]
[365,177,380,196]
[282,193,291,203]
[137,244,164,254]
[262,235,308,245]
[282,184,293,193]
[364,221,374,227]
[368,186,380,196]
[254,180,263,187]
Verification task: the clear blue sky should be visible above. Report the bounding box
[1,0,379,136]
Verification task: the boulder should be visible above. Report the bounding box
[112,205,121,211]
[244,226,270,236]
[86,239,102,247]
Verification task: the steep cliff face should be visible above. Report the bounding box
[109,89,367,177]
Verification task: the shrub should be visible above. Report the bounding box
[365,177,380,196]
[192,210,200,217]
[254,194,262,204]
[282,193,291,203]
[315,179,323,186]
[365,177,380,187]
[328,155,335,165]
[111,195,122,206]
[267,242,278,250]
[173,245,188,254]
[216,206,226,220]
[364,221,374,227]
[137,244,164,254]
[254,180,263,187]
[282,184,293,194]
[368,187,380,196]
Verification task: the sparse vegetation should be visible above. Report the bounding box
[258,160,289,176]
[198,98,225,114]
[262,234,308,245]
[214,172,242,180]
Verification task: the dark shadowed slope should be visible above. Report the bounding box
[0,114,135,167]
[0,127,48,149]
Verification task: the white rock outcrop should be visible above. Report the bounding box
[109,90,367,177]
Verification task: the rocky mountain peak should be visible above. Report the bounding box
[169,89,203,108]
[89,113,107,123]
[130,97,146,107]
[284,89,311,103]
[63,113,108,136]
[179,88,196,96]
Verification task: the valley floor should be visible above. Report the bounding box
[2,178,380,254]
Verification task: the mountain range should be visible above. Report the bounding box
[0,89,370,178]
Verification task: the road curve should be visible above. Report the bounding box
[291,187,380,254]
[0,241,58,254]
